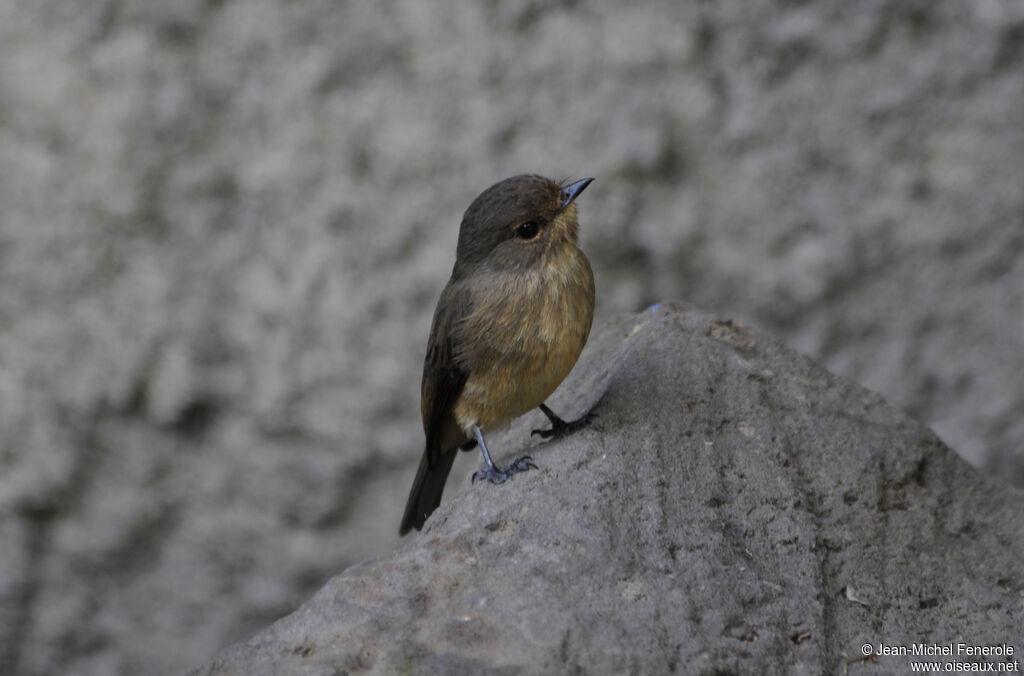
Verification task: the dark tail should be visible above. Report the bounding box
[399,446,458,535]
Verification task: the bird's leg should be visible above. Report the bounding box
[531,402,596,439]
[471,425,537,484]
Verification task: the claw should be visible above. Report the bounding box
[471,455,538,484]
[472,468,507,484]
[511,455,537,472]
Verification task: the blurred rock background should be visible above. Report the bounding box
[0,1,1021,674]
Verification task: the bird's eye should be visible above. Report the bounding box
[515,221,540,240]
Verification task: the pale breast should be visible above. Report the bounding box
[453,246,595,433]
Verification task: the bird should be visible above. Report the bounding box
[399,174,597,535]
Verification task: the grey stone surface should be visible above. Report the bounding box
[1,1,1022,674]
[189,304,1024,675]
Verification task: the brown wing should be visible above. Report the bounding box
[421,280,473,466]
[399,279,472,535]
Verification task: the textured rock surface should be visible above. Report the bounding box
[2,1,1023,674]
[190,304,1024,675]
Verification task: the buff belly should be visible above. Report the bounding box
[453,248,594,433]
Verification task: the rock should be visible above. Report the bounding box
[188,304,1024,675]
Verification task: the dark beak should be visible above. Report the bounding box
[558,177,595,213]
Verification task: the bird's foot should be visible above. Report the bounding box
[471,455,538,484]
[531,411,597,439]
